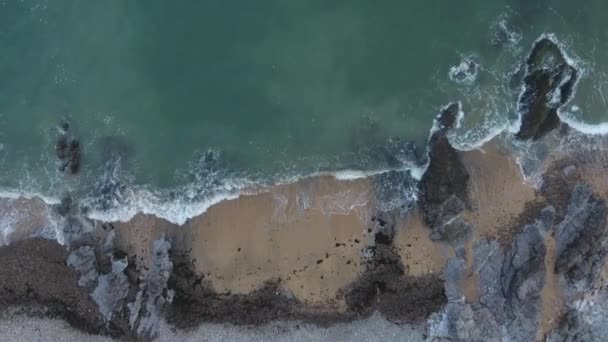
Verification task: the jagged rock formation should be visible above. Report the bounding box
[67,246,99,287]
[428,208,550,341]
[547,290,608,342]
[128,237,174,337]
[515,37,579,141]
[92,257,130,322]
[554,184,608,287]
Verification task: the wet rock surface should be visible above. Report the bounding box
[419,103,470,244]
[416,103,471,266]
[515,37,579,141]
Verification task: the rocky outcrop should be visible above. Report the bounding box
[428,208,549,341]
[554,184,608,287]
[547,290,608,342]
[419,103,471,244]
[515,37,579,141]
[128,237,174,337]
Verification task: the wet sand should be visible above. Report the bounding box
[183,176,375,305]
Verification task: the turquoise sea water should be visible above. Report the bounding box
[1,1,608,219]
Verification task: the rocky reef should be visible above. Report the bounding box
[515,36,579,141]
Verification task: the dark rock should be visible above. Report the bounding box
[371,215,396,245]
[56,194,75,217]
[55,119,82,175]
[554,184,608,286]
[55,134,69,161]
[515,37,579,141]
[67,139,81,174]
[419,103,470,243]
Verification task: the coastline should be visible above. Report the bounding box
[0,123,603,340]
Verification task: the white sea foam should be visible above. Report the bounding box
[85,187,242,225]
[448,55,479,86]
[559,111,608,135]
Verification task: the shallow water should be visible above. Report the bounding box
[1,1,608,220]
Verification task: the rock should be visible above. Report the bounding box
[92,257,130,322]
[426,257,502,341]
[428,207,549,342]
[554,184,608,286]
[474,240,506,323]
[55,134,69,162]
[55,119,82,175]
[130,237,175,337]
[547,290,608,342]
[67,139,81,174]
[67,246,99,288]
[419,103,470,243]
[515,37,579,141]
[501,224,546,341]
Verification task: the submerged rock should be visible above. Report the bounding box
[55,119,82,175]
[515,37,579,141]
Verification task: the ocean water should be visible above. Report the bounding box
[1,0,608,223]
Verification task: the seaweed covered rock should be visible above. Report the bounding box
[344,231,446,323]
[419,103,470,243]
[516,36,579,141]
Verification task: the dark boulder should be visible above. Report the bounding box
[515,37,579,141]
